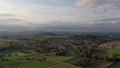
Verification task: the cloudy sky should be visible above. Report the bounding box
[0,0,120,32]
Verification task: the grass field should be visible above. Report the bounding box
[0,55,75,68]
[94,41,120,56]
[110,62,120,68]
[19,53,75,62]
[106,49,120,55]
[91,41,120,68]
[46,56,74,62]
[88,61,113,68]
[94,52,106,57]
[19,61,56,68]
[0,64,4,68]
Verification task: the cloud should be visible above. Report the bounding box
[75,0,120,13]
[1,0,94,27]
[0,0,85,31]
[95,0,119,13]
[0,13,15,17]
[35,16,120,32]
[37,22,120,32]
[87,17,120,25]
[76,0,96,8]
[95,18,120,22]
[0,18,29,27]
[0,18,23,22]
[0,0,119,32]
[0,18,36,31]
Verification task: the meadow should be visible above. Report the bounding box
[110,62,120,68]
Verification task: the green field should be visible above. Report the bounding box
[88,61,113,68]
[0,55,74,68]
[110,62,120,68]
[46,56,74,62]
[94,48,120,57]
[19,61,56,68]
[106,49,120,55]
[94,52,106,57]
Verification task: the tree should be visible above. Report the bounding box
[107,52,117,61]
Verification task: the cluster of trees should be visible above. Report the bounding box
[106,53,120,62]
[68,45,120,67]
[72,57,96,67]
[69,45,96,67]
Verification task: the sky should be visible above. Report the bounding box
[0,0,120,32]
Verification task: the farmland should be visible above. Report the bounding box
[0,33,120,68]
